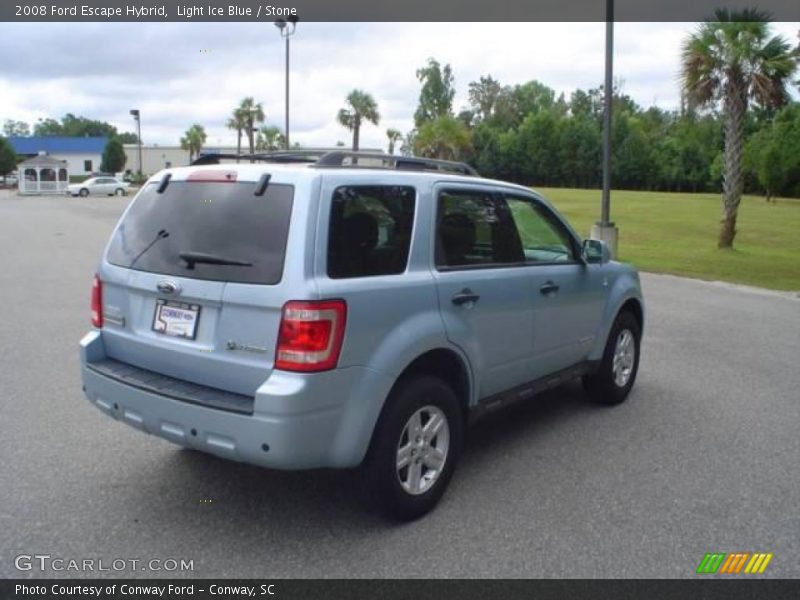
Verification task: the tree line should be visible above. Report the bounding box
[402,53,799,207]
[3,114,138,143]
[392,12,798,249]
[335,13,798,251]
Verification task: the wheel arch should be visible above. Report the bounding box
[620,297,644,330]
[588,271,645,362]
[395,348,472,419]
[358,347,473,466]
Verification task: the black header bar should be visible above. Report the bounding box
[2,579,800,600]
[2,0,799,22]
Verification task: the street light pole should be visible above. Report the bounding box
[274,17,298,150]
[591,0,619,257]
[129,109,142,176]
[601,0,613,226]
[285,35,290,149]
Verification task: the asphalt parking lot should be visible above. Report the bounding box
[1,191,798,578]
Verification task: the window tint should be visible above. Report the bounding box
[505,196,576,262]
[435,190,524,268]
[106,181,294,285]
[327,185,415,278]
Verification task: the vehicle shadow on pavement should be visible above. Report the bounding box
[464,380,595,457]
[146,381,600,533]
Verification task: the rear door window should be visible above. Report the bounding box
[106,181,294,284]
[327,185,416,278]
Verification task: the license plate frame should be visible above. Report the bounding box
[152,299,201,340]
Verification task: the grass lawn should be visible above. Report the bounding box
[535,187,800,291]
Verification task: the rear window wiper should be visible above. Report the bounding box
[178,251,253,270]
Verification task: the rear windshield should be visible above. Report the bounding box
[106,181,294,285]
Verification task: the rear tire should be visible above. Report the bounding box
[362,375,463,521]
[582,310,641,405]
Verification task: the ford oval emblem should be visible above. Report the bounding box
[156,280,180,295]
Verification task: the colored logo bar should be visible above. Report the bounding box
[697,552,773,574]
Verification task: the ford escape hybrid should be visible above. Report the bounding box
[80,151,644,520]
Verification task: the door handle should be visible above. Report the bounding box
[452,289,480,306]
[539,281,559,295]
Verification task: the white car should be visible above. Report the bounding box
[67,177,130,197]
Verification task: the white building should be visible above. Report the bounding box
[123,145,385,176]
[124,144,238,176]
[8,136,107,178]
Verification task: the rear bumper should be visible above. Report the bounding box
[79,331,394,470]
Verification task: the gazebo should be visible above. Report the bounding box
[17,153,69,195]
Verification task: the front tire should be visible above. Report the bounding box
[79,188,89,197]
[582,310,641,405]
[362,376,463,521]
[114,188,125,196]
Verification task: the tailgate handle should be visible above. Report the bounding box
[156,280,180,295]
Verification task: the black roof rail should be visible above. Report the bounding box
[250,150,329,163]
[315,151,479,176]
[190,150,480,176]
[191,153,242,165]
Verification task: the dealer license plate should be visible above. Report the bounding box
[152,299,201,340]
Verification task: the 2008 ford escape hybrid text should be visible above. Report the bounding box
[79,151,644,520]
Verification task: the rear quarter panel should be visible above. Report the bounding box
[313,173,476,463]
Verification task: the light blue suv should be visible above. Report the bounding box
[80,152,644,520]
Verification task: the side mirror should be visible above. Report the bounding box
[582,239,611,264]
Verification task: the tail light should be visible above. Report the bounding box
[91,275,103,328]
[275,300,347,372]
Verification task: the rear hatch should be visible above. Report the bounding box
[99,172,294,396]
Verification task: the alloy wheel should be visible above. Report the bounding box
[396,405,450,495]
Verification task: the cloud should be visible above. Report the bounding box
[1,21,797,149]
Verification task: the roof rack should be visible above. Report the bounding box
[191,151,325,166]
[315,151,479,176]
[191,150,479,176]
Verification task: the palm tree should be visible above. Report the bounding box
[255,125,285,152]
[337,90,380,151]
[386,128,403,155]
[237,97,265,156]
[413,116,472,161]
[681,9,797,248]
[180,124,207,162]
[226,109,247,157]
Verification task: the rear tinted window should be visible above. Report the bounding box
[106,181,293,285]
[327,185,416,278]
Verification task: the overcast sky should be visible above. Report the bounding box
[1,21,798,149]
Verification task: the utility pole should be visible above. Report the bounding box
[129,109,142,176]
[591,0,619,258]
[284,35,290,148]
[274,16,298,150]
